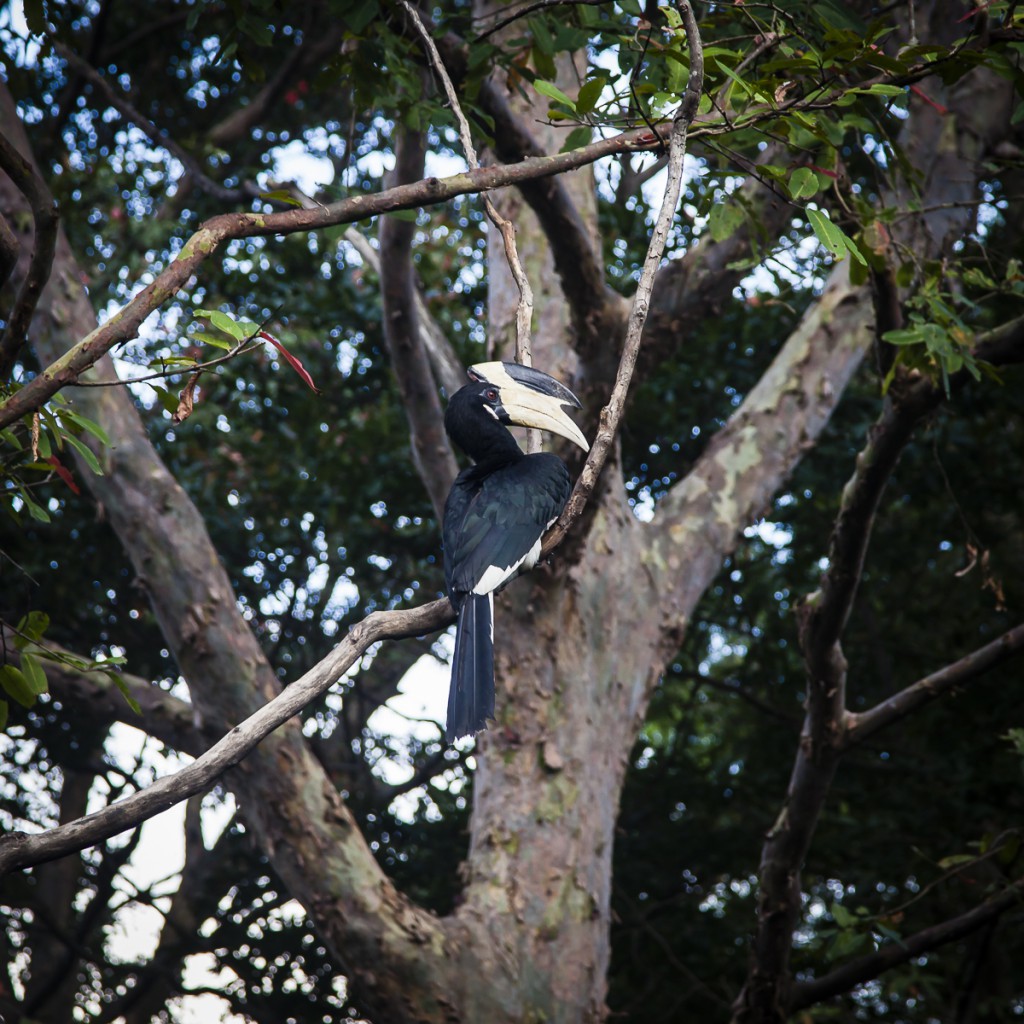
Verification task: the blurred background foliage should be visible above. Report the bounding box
[1,0,1023,1021]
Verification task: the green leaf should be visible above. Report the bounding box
[109,671,142,715]
[15,610,50,646]
[60,409,111,446]
[708,201,744,243]
[937,852,976,869]
[830,929,870,960]
[62,432,104,476]
[716,61,752,99]
[1,665,36,708]
[882,327,924,346]
[383,208,419,222]
[202,335,234,352]
[560,126,592,153]
[1,427,23,450]
[194,309,250,341]
[0,699,7,731]
[19,489,51,523]
[831,903,855,928]
[849,83,906,97]
[530,15,555,55]
[841,232,868,266]
[806,207,863,264]
[260,189,305,207]
[20,654,48,698]
[154,388,182,416]
[661,4,683,28]
[535,80,576,110]
[789,167,820,200]
[575,76,607,116]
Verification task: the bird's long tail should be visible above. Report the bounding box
[446,593,494,742]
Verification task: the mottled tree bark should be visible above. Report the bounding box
[3,1,1018,1018]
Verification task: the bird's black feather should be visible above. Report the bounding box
[446,594,494,742]
[441,379,575,740]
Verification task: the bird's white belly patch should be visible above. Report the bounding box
[471,537,543,596]
[473,561,522,595]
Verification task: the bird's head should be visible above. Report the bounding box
[464,361,589,452]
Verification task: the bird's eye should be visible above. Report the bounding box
[484,388,498,401]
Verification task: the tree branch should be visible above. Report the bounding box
[974,311,1024,366]
[0,116,682,432]
[789,874,1024,1011]
[0,598,451,877]
[800,376,943,676]
[57,47,260,205]
[0,209,18,290]
[378,128,459,520]
[843,622,1024,748]
[343,226,465,397]
[542,0,704,554]
[0,128,59,378]
[206,28,346,148]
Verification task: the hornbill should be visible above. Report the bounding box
[442,361,589,742]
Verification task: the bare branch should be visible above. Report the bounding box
[378,129,460,520]
[57,47,259,205]
[843,622,1024,748]
[0,598,452,877]
[400,1,539,444]
[800,376,943,678]
[543,0,704,554]
[0,128,59,378]
[343,226,465,396]
[475,0,613,41]
[0,114,681,432]
[789,874,1024,1012]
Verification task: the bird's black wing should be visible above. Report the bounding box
[443,453,570,600]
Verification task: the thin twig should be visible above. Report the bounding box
[475,0,612,41]
[69,338,259,387]
[399,1,538,445]
[543,0,704,553]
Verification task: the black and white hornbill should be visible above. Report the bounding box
[442,361,589,742]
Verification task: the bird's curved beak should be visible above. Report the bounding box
[469,361,590,452]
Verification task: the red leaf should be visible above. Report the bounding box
[909,85,949,116]
[47,456,80,495]
[258,331,321,393]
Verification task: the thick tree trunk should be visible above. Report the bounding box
[0,86,452,1024]
[5,3,1013,1017]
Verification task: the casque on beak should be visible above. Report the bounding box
[468,361,590,452]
